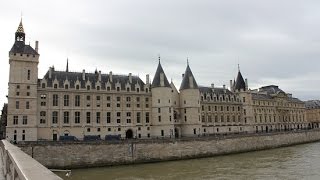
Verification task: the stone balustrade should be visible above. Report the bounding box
[0,140,61,180]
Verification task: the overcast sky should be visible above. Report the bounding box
[1,0,320,108]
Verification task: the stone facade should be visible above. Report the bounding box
[305,100,320,128]
[6,20,310,142]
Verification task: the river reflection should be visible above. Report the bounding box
[57,142,320,180]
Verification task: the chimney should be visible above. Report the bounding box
[245,78,248,90]
[182,74,185,78]
[223,84,226,89]
[230,80,233,91]
[35,41,39,53]
[211,83,214,88]
[98,71,101,81]
[82,70,85,81]
[129,73,132,83]
[146,74,150,84]
[109,71,113,82]
[49,67,52,79]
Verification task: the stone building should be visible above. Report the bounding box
[6,20,309,142]
[305,100,320,128]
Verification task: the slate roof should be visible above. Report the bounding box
[179,64,198,91]
[234,71,246,91]
[305,100,320,109]
[39,69,146,91]
[252,85,303,103]
[151,62,170,88]
[259,85,284,95]
[199,86,234,95]
[10,41,38,55]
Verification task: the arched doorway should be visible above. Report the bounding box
[174,128,179,138]
[126,129,133,139]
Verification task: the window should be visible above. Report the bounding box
[13,116,18,125]
[146,112,150,123]
[86,112,91,123]
[126,97,131,102]
[97,86,100,90]
[22,116,28,125]
[158,116,161,122]
[117,87,120,91]
[87,128,90,132]
[158,108,161,113]
[75,95,80,107]
[96,96,101,101]
[161,130,164,137]
[64,95,69,106]
[27,70,30,80]
[52,111,58,124]
[137,112,141,123]
[107,112,111,123]
[40,111,46,124]
[42,83,46,88]
[64,111,69,124]
[87,85,90,90]
[54,84,58,89]
[65,84,69,89]
[243,97,246,103]
[16,101,19,109]
[145,98,149,102]
[53,94,58,106]
[76,85,80,89]
[27,92,30,96]
[117,97,121,101]
[26,101,30,109]
[107,96,111,101]
[75,112,80,123]
[96,112,101,123]
[17,85,20,89]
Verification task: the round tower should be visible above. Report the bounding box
[179,63,201,137]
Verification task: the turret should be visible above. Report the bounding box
[151,58,174,138]
[179,61,201,137]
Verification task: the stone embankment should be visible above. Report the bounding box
[18,130,320,169]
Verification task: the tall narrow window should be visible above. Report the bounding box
[26,101,30,109]
[22,116,28,125]
[75,95,80,107]
[16,101,19,109]
[53,94,58,106]
[13,116,18,125]
[40,111,46,124]
[146,112,150,123]
[64,111,69,124]
[52,111,58,124]
[64,95,69,106]
[86,112,91,123]
[107,112,111,123]
[137,112,141,123]
[96,112,101,123]
[27,70,30,80]
[75,112,80,123]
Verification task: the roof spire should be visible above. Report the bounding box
[158,54,161,63]
[66,58,69,72]
[16,18,24,33]
[238,63,240,72]
[187,57,189,66]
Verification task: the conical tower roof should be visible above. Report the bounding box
[234,71,246,91]
[151,61,171,88]
[179,63,198,91]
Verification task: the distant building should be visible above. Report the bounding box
[6,20,310,142]
[305,100,320,128]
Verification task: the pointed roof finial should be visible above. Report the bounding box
[238,63,240,72]
[187,57,189,66]
[17,15,24,33]
[158,54,161,63]
[66,58,69,72]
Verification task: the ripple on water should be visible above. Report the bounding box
[56,142,320,180]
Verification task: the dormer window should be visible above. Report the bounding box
[76,85,79,90]
[87,85,90,90]
[65,84,69,89]
[107,86,111,91]
[136,88,140,92]
[54,84,58,89]
[97,86,100,90]
[127,87,130,92]
[41,83,46,88]
[117,87,120,91]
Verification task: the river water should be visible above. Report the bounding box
[57,142,320,180]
